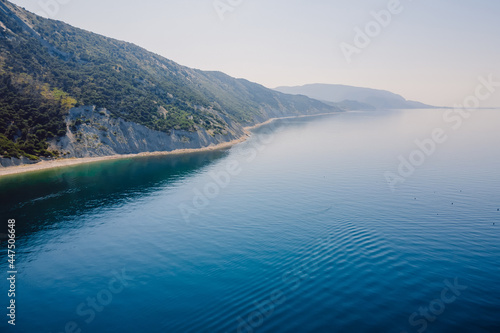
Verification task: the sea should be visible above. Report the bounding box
[0,109,499,332]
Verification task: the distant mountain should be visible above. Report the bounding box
[323,100,376,111]
[0,0,338,164]
[274,84,435,110]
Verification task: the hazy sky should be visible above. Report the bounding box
[9,0,500,107]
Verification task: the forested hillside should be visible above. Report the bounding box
[0,0,337,159]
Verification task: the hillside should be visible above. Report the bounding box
[0,0,338,164]
[274,84,435,110]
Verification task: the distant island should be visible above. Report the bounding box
[274,84,436,110]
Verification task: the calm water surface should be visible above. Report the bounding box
[0,109,499,333]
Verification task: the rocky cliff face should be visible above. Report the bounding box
[0,103,340,168]
[48,106,247,159]
[0,0,341,168]
[0,105,249,168]
[0,155,48,167]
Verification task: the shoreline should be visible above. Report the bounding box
[243,112,340,131]
[0,112,339,178]
[0,136,248,178]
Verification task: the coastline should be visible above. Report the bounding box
[0,135,249,177]
[243,112,339,131]
[0,112,339,178]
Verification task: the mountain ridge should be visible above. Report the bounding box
[0,0,339,166]
[274,83,435,110]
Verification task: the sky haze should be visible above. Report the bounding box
[8,0,500,107]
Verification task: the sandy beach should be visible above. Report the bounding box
[0,112,338,178]
[0,135,248,177]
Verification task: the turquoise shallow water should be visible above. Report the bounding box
[0,109,499,333]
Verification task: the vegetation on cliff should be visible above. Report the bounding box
[0,0,336,159]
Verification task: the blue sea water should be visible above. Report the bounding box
[0,109,499,333]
